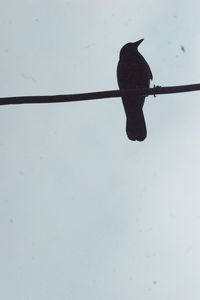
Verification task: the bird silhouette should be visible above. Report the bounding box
[117,39,153,141]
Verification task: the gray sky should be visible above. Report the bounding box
[1,1,200,299]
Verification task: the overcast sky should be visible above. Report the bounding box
[1,1,200,299]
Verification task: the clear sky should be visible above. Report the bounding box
[1,1,200,299]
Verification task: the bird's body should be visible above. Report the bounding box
[117,39,153,141]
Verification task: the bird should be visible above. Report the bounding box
[117,39,153,141]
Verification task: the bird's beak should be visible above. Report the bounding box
[135,39,144,47]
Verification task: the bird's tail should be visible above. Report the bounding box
[122,96,147,141]
[126,108,147,141]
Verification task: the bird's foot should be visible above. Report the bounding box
[153,84,162,97]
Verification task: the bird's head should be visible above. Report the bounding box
[119,39,144,60]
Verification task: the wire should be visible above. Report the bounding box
[0,83,199,106]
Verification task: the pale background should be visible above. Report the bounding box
[1,1,200,299]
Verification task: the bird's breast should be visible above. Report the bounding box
[117,59,151,89]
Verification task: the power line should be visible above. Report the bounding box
[0,83,200,106]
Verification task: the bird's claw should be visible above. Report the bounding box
[153,84,162,98]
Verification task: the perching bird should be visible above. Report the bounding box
[117,39,153,141]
